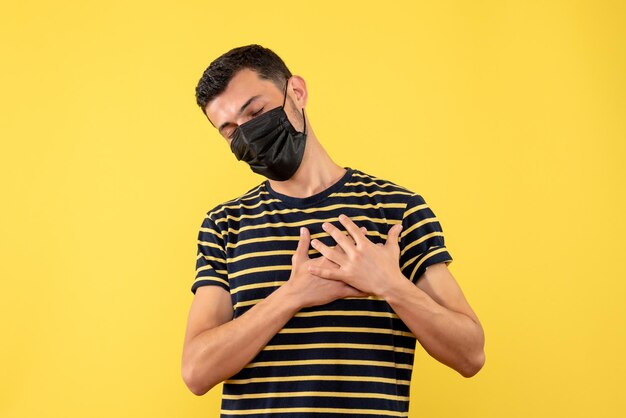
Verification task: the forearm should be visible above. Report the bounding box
[382,271,485,377]
[184,285,300,395]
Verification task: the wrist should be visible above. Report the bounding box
[271,281,304,313]
[378,269,422,304]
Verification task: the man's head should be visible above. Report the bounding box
[196,44,291,111]
[195,44,311,181]
[195,44,306,142]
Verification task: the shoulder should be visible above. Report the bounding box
[202,181,266,227]
[350,167,420,204]
[351,167,414,192]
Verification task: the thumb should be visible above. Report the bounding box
[293,226,311,264]
[385,223,403,249]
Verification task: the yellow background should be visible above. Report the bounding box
[2,1,625,417]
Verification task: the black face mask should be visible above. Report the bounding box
[229,80,307,181]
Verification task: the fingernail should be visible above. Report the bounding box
[300,227,304,235]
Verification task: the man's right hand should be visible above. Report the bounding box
[182,226,369,395]
[282,226,367,309]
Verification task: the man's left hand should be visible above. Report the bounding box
[308,214,404,297]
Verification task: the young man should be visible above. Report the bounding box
[182,44,485,417]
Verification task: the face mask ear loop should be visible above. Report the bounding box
[283,78,306,135]
[282,79,288,108]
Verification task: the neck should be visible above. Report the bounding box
[266,129,346,198]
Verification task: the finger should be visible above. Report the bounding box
[340,285,368,299]
[346,227,365,246]
[337,214,367,247]
[361,226,377,244]
[327,226,369,252]
[335,226,367,250]
[307,264,344,281]
[341,231,360,248]
[293,227,311,263]
[385,223,404,248]
[313,255,341,268]
[311,236,348,266]
[321,220,356,255]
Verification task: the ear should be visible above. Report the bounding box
[289,75,308,108]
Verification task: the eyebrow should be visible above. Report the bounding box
[217,95,262,135]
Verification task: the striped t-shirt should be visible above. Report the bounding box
[192,166,453,417]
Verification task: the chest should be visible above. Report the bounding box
[224,204,395,316]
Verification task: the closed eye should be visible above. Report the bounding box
[226,107,265,140]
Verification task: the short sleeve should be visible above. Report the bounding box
[191,214,229,294]
[398,193,453,283]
